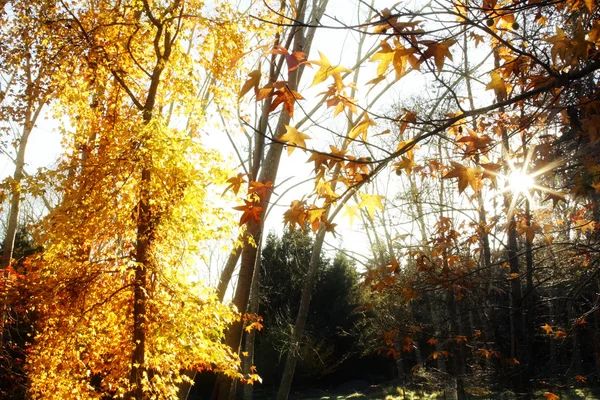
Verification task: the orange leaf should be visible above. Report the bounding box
[223,173,247,196]
[543,392,559,400]
[541,323,553,334]
[233,200,264,225]
[239,70,261,98]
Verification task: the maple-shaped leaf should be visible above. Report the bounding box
[477,349,491,359]
[268,45,306,72]
[427,338,437,346]
[307,151,332,173]
[307,207,326,234]
[358,193,385,217]
[398,110,417,136]
[455,335,467,344]
[545,26,591,66]
[233,200,264,225]
[343,205,360,228]
[349,112,376,141]
[370,40,419,79]
[248,181,273,200]
[393,156,416,176]
[269,86,304,117]
[481,162,502,186]
[244,320,264,333]
[542,191,567,208]
[517,221,541,244]
[486,71,507,101]
[239,70,261,99]
[443,162,482,194]
[543,392,559,400]
[386,347,399,360]
[283,200,307,230]
[541,323,553,334]
[280,125,311,155]
[456,129,493,156]
[575,375,588,383]
[310,51,352,92]
[223,173,247,195]
[315,180,339,202]
[420,39,456,73]
[326,94,358,116]
[575,219,597,234]
[470,32,485,47]
[554,330,567,339]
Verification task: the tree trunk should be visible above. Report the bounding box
[241,239,262,400]
[211,2,324,398]
[1,71,45,269]
[276,227,327,400]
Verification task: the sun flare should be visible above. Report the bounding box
[506,170,535,196]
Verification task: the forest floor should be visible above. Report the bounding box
[288,384,600,399]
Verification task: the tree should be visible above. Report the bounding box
[0,1,260,398]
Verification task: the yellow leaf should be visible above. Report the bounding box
[343,205,360,228]
[486,71,507,100]
[358,193,385,217]
[310,51,351,91]
[349,112,376,142]
[280,125,311,155]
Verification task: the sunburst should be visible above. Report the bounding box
[490,151,565,218]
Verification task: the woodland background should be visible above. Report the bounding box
[1,0,600,399]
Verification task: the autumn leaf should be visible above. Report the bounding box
[554,330,567,339]
[268,45,306,72]
[233,200,264,225]
[420,39,456,73]
[543,191,567,208]
[575,375,588,383]
[270,86,304,117]
[393,156,417,175]
[486,71,507,101]
[239,70,261,98]
[370,40,418,79]
[283,200,307,230]
[543,392,559,400]
[349,112,376,141]
[443,162,482,193]
[427,338,437,346]
[456,129,493,156]
[541,323,553,334]
[280,125,311,155]
[575,219,596,234]
[223,173,247,196]
[310,51,352,92]
[343,205,360,227]
[358,193,385,217]
[244,321,264,333]
[248,181,273,200]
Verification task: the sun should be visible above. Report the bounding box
[506,169,535,196]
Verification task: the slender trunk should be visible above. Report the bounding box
[276,227,326,400]
[2,111,36,269]
[394,335,405,381]
[217,243,243,302]
[241,239,262,400]
[2,65,46,269]
[212,2,323,398]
